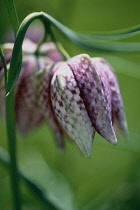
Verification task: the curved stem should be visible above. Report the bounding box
[7,11,140,95]
[6,12,43,94]
[55,41,70,60]
[6,11,75,94]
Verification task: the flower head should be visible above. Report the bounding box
[50,54,127,157]
[0,39,64,144]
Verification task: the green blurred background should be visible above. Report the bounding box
[0,0,140,209]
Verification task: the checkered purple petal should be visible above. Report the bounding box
[68,54,117,144]
[15,56,43,135]
[37,63,64,149]
[92,57,128,136]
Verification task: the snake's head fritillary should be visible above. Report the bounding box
[0,40,44,135]
[50,54,127,157]
[0,39,64,142]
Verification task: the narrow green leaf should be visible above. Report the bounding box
[20,149,78,210]
[5,0,19,35]
[0,147,59,210]
[78,24,140,41]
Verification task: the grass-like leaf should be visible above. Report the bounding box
[78,24,140,41]
[0,147,59,210]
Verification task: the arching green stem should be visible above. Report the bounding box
[7,12,140,96]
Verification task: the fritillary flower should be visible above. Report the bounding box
[50,54,127,157]
[0,39,64,148]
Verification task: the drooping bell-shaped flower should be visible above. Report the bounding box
[50,54,127,157]
[0,39,64,147]
[0,40,43,135]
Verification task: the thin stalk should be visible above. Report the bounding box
[0,46,8,85]
[6,90,21,210]
[47,25,70,60]
[5,0,21,209]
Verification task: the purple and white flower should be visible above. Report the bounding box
[50,54,127,157]
[0,39,64,146]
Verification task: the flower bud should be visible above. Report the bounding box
[39,42,63,63]
[51,54,127,157]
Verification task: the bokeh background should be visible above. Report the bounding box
[0,0,140,209]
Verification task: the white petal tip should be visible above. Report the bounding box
[109,135,117,145]
[77,143,93,158]
[82,149,92,158]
